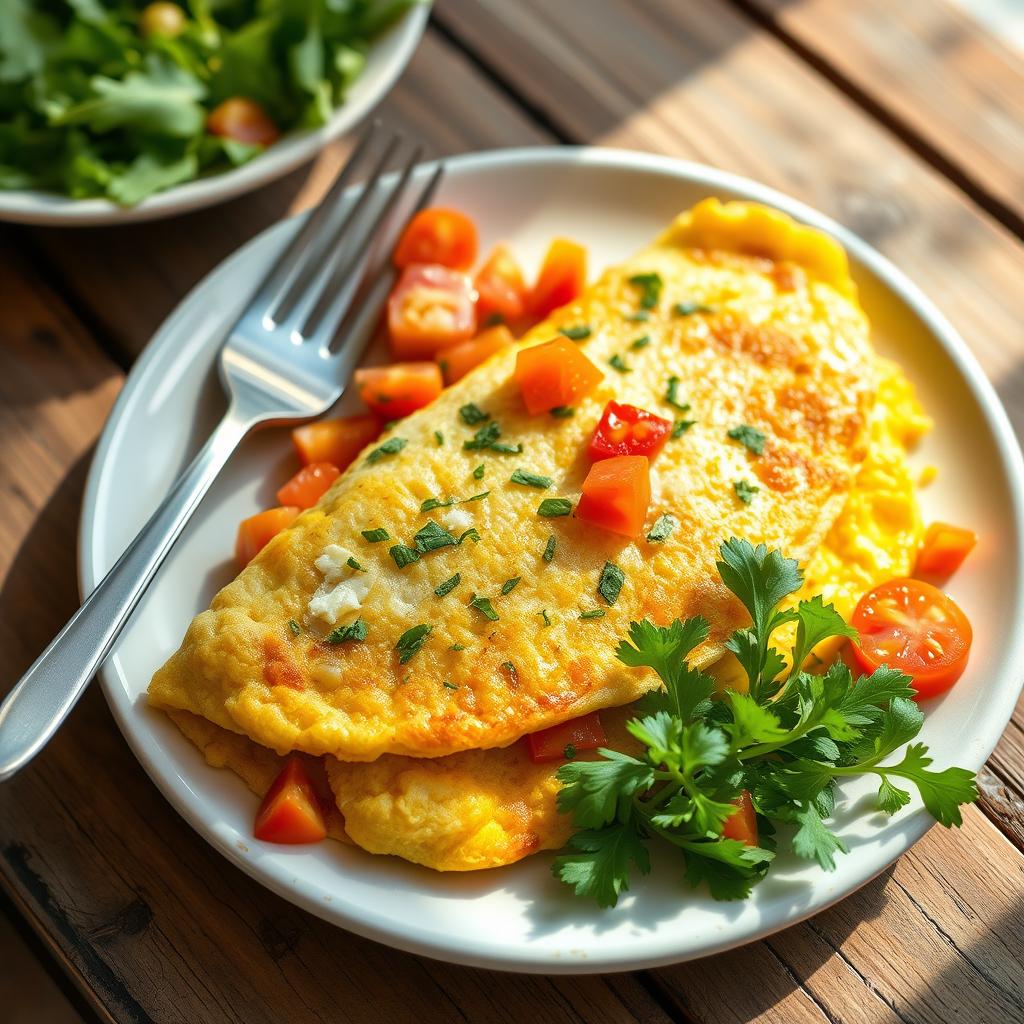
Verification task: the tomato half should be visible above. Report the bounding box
[254,758,328,845]
[525,712,607,763]
[235,506,299,567]
[721,790,759,846]
[387,264,477,359]
[850,578,972,699]
[514,336,603,415]
[589,401,673,461]
[393,208,478,270]
[529,239,587,320]
[916,521,978,577]
[474,244,528,325]
[435,324,514,384]
[575,455,651,538]
[207,97,279,146]
[354,362,443,418]
[276,462,340,510]
[292,415,380,470]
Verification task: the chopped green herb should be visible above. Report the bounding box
[464,421,523,454]
[473,464,486,480]
[288,619,301,637]
[421,497,456,513]
[608,353,631,373]
[361,527,390,543]
[460,403,490,426]
[734,479,760,505]
[543,536,557,563]
[435,573,461,598]
[564,744,577,759]
[434,430,444,446]
[501,661,519,685]
[673,301,715,317]
[366,436,407,464]
[629,272,663,310]
[326,618,368,644]
[501,577,522,595]
[630,335,651,350]
[598,561,626,605]
[510,468,553,489]
[728,424,767,456]
[647,514,678,543]
[550,406,575,418]
[382,419,401,431]
[469,595,499,621]
[540,609,552,627]
[450,643,467,651]
[346,557,367,572]
[672,419,696,438]
[559,324,592,341]
[538,498,573,518]
[442,681,459,690]
[465,491,490,502]
[395,624,432,664]
[625,310,650,323]
[459,528,481,545]
[579,609,606,619]
[664,375,690,411]
[390,544,420,569]
[413,521,458,553]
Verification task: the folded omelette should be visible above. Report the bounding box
[150,199,878,764]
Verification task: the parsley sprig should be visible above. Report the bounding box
[553,538,978,907]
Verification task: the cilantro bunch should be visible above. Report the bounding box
[0,0,418,204]
[553,539,978,907]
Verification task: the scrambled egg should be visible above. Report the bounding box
[150,199,876,762]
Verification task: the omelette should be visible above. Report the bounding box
[150,199,877,763]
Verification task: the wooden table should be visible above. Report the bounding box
[3,2,1023,1021]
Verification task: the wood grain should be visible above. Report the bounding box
[738,0,1024,230]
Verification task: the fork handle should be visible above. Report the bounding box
[0,406,255,781]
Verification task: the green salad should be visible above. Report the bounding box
[0,0,419,205]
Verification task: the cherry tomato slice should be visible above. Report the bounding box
[207,97,279,146]
[589,401,673,461]
[354,362,443,419]
[525,712,607,763]
[916,521,977,577]
[393,208,478,270]
[850,578,972,699]
[254,758,327,845]
[474,244,528,326]
[276,462,340,510]
[721,790,759,846]
[387,264,477,359]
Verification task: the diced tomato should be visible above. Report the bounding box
[529,238,587,320]
[207,97,279,146]
[525,712,607,764]
[393,208,478,271]
[721,790,759,846]
[589,401,673,461]
[254,758,328,845]
[354,362,443,418]
[291,415,380,470]
[916,522,978,577]
[235,506,299,567]
[576,455,651,538]
[514,337,603,415]
[388,264,477,359]
[276,462,340,510]
[474,244,528,325]
[850,578,973,699]
[435,324,514,384]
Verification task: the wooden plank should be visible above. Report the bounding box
[23,29,553,364]
[738,0,1024,230]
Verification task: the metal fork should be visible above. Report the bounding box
[0,122,442,781]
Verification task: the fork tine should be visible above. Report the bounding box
[248,118,381,322]
[299,141,424,343]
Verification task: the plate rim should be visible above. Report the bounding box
[78,145,1024,973]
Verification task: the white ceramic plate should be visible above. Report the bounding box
[80,148,1024,973]
[0,4,428,227]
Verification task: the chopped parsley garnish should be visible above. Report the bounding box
[598,562,625,605]
[346,557,366,572]
[390,544,420,568]
[664,375,690,411]
[501,577,522,595]
[435,573,461,598]
[625,310,650,323]
[608,353,631,373]
[421,497,456,512]
[673,301,715,317]
[288,619,301,636]
[326,618,367,644]
[434,431,444,446]
[510,468,553,489]
[414,521,458,553]
[734,479,760,505]
[629,272,663,310]
[450,643,467,651]
[460,403,490,426]
[672,419,696,438]
[464,421,522,454]
[443,681,459,690]
[366,436,407,464]
[538,498,573,518]
[647,514,678,543]
[540,609,552,627]
[361,527,390,543]
[564,744,577,759]
[728,424,767,456]
[395,623,432,664]
[559,324,592,341]
[465,491,490,502]
[459,527,481,545]
[473,464,486,480]
[543,536,557,563]
[552,538,977,907]
[469,595,499,621]
[630,335,651,350]
[579,609,606,619]
[550,406,575,418]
